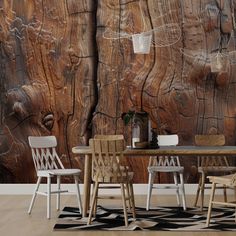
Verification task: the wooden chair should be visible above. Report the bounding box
[146,134,186,210]
[206,173,236,226]
[87,138,136,227]
[28,136,82,219]
[93,134,132,209]
[94,134,124,140]
[194,134,236,211]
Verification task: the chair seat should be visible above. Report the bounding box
[123,171,134,182]
[148,166,184,173]
[198,166,236,173]
[37,169,81,177]
[93,171,134,183]
[126,171,134,180]
[208,174,236,186]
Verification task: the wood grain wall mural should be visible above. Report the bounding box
[0,0,236,183]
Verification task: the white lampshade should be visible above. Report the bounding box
[132,33,152,54]
[210,53,229,73]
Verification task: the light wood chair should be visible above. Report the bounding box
[28,136,82,219]
[194,134,236,211]
[146,134,186,210]
[94,134,124,140]
[206,173,236,226]
[87,138,136,227]
[94,134,133,210]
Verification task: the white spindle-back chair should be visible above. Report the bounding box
[28,136,82,219]
[146,134,186,210]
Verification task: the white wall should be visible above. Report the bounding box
[0,184,234,195]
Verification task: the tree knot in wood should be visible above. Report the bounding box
[42,113,54,131]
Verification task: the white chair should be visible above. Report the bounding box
[28,136,82,219]
[146,134,186,210]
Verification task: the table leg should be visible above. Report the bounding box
[83,154,92,217]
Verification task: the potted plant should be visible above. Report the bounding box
[122,110,150,148]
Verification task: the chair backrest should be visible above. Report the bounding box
[158,134,178,146]
[195,134,225,146]
[149,134,180,167]
[89,138,126,183]
[94,134,124,140]
[194,134,229,167]
[28,136,64,171]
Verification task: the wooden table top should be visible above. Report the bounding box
[72,145,236,156]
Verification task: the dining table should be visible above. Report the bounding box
[72,145,236,217]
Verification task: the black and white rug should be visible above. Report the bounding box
[54,206,236,231]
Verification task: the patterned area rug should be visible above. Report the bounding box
[54,206,236,231]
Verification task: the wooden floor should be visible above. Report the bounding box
[0,194,235,236]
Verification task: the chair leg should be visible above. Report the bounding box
[234,187,236,223]
[235,207,236,223]
[93,182,99,217]
[125,183,131,210]
[47,176,51,219]
[179,173,187,210]
[28,177,42,214]
[74,175,83,214]
[91,183,95,216]
[223,185,227,203]
[56,176,61,211]
[146,172,155,210]
[129,183,136,219]
[87,181,99,225]
[206,182,216,227]
[200,173,205,211]
[173,172,180,206]
[121,183,128,227]
[194,175,202,207]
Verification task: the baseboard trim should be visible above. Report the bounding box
[0,184,234,195]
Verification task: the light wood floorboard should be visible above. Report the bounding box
[0,194,235,236]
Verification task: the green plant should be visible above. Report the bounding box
[122,110,135,126]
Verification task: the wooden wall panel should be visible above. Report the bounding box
[94,0,236,182]
[0,0,96,182]
[0,0,236,183]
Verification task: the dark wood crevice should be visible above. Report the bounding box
[86,0,99,139]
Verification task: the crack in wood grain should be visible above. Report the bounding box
[85,0,98,138]
[140,0,156,112]
[68,11,93,15]
[94,111,121,120]
[120,0,139,6]
[0,114,35,135]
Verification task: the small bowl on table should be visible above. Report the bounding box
[134,141,149,149]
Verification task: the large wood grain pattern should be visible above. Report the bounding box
[0,0,236,183]
[0,0,96,182]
